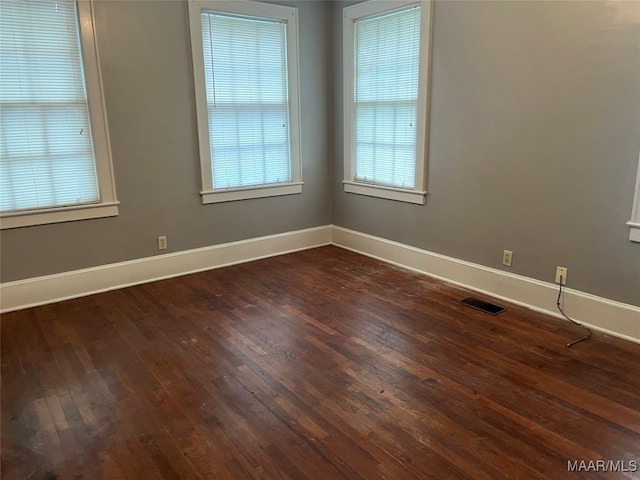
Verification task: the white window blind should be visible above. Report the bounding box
[353,6,421,189]
[0,0,100,214]
[201,12,291,190]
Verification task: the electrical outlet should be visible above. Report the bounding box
[157,235,167,250]
[502,250,513,267]
[555,266,567,285]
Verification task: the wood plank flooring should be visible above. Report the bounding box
[1,246,639,480]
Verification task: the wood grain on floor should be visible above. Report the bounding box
[2,246,639,479]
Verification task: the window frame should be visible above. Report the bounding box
[342,0,432,205]
[628,152,640,242]
[187,0,303,204]
[0,0,118,230]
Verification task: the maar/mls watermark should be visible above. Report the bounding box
[568,459,637,473]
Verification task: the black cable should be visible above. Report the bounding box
[556,277,591,347]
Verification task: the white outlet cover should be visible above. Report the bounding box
[555,267,567,284]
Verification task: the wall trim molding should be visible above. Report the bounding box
[331,226,640,344]
[2,224,638,344]
[0,225,332,313]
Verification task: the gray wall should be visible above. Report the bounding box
[0,0,332,282]
[2,0,639,308]
[332,0,640,306]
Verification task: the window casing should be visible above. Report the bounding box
[628,153,640,242]
[343,0,432,205]
[0,0,118,230]
[188,0,302,204]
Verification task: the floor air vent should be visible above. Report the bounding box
[460,296,506,315]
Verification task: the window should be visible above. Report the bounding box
[188,0,302,204]
[628,153,640,242]
[0,0,118,229]
[343,0,432,204]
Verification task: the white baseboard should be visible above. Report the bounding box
[2,224,638,344]
[0,225,332,313]
[332,226,640,344]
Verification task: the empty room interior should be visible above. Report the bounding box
[1,0,640,478]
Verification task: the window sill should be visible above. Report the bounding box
[0,202,119,230]
[343,181,426,205]
[201,182,303,204]
[627,221,640,243]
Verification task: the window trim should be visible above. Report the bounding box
[0,0,118,230]
[627,152,640,242]
[342,0,432,205]
[187,0,303,204]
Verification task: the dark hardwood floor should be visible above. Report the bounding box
[2,246,639,479]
